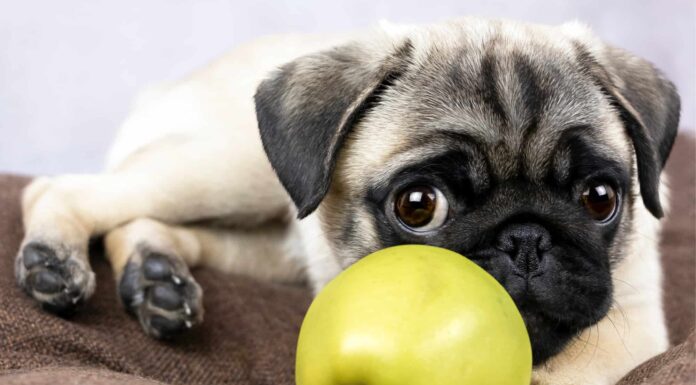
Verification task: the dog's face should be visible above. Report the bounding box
[255,19,680,364]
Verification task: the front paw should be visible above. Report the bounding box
[119,247,203,339]
[15,242,95,314]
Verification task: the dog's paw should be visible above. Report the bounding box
[119,247,203,339]
[15,242,95,314]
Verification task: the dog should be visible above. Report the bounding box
[15,17,679,384]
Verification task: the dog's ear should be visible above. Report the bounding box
[255,38,413,218]
[572,35,680,219]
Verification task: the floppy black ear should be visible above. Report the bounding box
[576,43,680,218]
[255,39,413,218]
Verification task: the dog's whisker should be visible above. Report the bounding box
[613,278,639,293]
[606,306,633,359]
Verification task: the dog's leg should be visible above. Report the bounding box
[16,136,291,313]
[104,217,305,337]
[104,218,204,338]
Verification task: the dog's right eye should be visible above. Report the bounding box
[394,185,448,232]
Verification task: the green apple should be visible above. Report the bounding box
[296,245,531,385]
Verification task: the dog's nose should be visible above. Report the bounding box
[495,223,552,275]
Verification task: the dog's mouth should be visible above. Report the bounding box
[517,306,577,364]
[468,245,613,365]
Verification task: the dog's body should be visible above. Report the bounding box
[15,18,679,384]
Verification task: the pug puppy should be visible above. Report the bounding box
[15,17,679,384]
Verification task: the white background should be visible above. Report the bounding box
[0,0,693,175]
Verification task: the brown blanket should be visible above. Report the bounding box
[0,134,694,385]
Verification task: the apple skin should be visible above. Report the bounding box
[296,245,532,385]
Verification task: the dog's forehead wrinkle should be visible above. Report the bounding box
[338,19,633,191]
[405,49,504,142]
[496,53,527,131]
[362,141,459,187]
[553,146,573,184]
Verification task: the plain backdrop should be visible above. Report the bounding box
[1,0,694,175]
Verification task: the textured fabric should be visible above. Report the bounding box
[0,174,311,384]
[616,332,695,385]
[0,134,693,385]
[660,135,696,346]
[1,367,166,385]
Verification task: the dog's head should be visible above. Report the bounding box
[254,18,680,364]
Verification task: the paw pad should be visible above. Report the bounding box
[119,250,202,338]
[16,242,95,314]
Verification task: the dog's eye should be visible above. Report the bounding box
[581,182,617,222]
[394,185,448,231]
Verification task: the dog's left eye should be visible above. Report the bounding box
[581,182,618,222]
[394,185,448,232]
